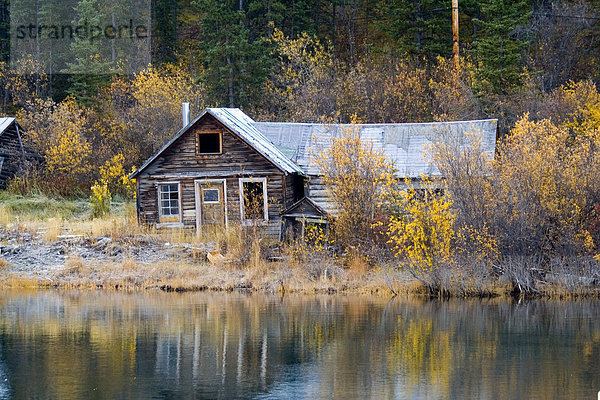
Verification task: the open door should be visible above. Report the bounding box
[195,179,228,233]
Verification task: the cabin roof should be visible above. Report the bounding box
[0,118,17,134]
[131,108,498,180]
[131,108,303,179]
[252,119,498,177]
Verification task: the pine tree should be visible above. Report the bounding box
[472,0,531,94]
[375,0,452,59]
[0,0,9,63]
[247,0,286,38]
[153,0,179,64]
[62,0,113,105]
[193,0,270,108]
[280,0,313,38]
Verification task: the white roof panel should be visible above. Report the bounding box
[252,119,498,177]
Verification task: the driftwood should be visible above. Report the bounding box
[207,250,232,265]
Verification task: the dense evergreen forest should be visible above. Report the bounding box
[0,0,599,192]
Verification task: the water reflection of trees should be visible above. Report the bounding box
[0,291,599,399]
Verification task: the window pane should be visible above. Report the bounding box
[243,181,265,220]
[159,183,180,219]
[203,188,219,203]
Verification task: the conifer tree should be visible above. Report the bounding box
[193,0,270,108]
[62,0,113,105]
[375,0,453,59]
[153,0,179,64]
[247,0,286,38]
[472,0,531,94]
[0,0,9,63]
[280,0,314,37]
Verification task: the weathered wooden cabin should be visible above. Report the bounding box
[131,108,498,235]
[130,108,304,236]
[0,118,33,189]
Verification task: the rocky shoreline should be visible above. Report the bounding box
[0,227,398,295]
[0,228,214,285]
[4,226,597,299]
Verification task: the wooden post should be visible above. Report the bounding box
[452,0,459,68]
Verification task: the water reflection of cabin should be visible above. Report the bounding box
[130,108,497,238]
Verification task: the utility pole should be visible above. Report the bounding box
[452,0,459,68]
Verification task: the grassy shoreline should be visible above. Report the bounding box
[0,193,599,299]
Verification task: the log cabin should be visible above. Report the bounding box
[130,108,497,237]
[0,118,36,189]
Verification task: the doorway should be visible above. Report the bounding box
[195,179,228,233]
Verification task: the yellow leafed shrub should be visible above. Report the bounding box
[316,123,397,252]
[387,180,456,278]
[89,181,111,218]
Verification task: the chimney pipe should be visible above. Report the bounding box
[182,103,190,127]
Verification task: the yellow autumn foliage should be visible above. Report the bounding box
[0,57,47,107]
[89,180,111,218]
[45,128,91,176]
[316,124,397,250]
[292,221,333,263]
[103,64,205,163]
[19,97,93,191]
[492,114,600,255]
[269,28,335,121]
[387,180,456,276]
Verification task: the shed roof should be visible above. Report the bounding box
[131,108,303,178]
[281,196,328,218]
[252,119,498,177]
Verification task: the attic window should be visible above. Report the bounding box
[196,131,222,155]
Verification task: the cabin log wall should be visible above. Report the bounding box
[0,124,26,189]
[306,175,338,214]
[136,114,293,233]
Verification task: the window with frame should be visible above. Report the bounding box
[159,183,180,223]
[196,131,222,155]
[202,188,220,203]
[239,178,268,222]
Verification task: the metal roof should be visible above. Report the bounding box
[0,118,16,135]
[206,108,303,174]
[131,108,303,178]
[252,119,498,177]
[131,108,497,180]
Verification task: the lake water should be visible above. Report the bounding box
[0,290,598,399]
